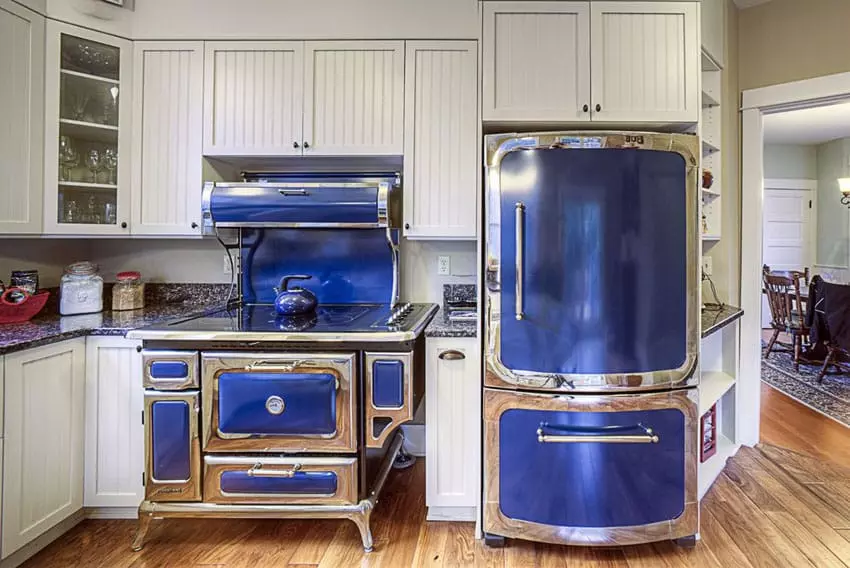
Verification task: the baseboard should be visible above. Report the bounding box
[426,506,477,522]
[86,506,139,520]
[0,509,86,568]
[400,424,425,457]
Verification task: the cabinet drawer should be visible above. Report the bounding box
[203,456,358,505]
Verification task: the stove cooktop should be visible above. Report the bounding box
[127,303,439,343]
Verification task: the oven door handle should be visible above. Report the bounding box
[536,423,659,444]
[515,201,526,321]
[247,463,302,478]
[244,360,306,372]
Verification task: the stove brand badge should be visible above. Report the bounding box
[265,395,286,415]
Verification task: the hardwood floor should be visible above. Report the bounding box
[23,440,850,567]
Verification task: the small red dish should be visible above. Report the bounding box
[0,290,50,324]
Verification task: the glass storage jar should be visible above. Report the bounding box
[60,261,103,315]
[112,271,145,311]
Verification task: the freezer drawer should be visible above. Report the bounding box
[483,388,698,546]
[203,455,358,505]
[364,352,416,448]
[202,352,357,453]
[144,390,202,502]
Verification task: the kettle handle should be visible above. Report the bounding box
[279,274,312,292]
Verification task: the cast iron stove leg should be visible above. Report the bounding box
[131,510,153,552]
[673,535,697,548]
[351,503,375,552]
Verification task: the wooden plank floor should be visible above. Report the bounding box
[23,439,850,567]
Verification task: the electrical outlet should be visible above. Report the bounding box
[702,256,713,277]
[437,255,451,276]
[224,253,233,275]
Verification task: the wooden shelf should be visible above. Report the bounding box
[702,91,720,108]
[702,140,720,155]
[702,51,722,72]
[59,119,118,144]
[699,372,735,415]
[702,188,721,197]
[702,235,721,242]
[699,434,737,499]
[58,181,117,190]
[60,68,119,86]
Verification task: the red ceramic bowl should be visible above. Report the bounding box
[0,290,49,324]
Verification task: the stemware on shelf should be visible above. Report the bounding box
[86,149,102,184]
[58,136,79,182]
[103,147,118,185]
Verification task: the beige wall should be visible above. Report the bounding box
[739,0,850,91]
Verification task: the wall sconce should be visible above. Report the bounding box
[839,178,850,206]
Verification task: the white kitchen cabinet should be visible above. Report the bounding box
[403,42,478,240]
[590,2,699,123]
[2,339,85,558]
[303,41,404,156]
[43,21,133,235]
[426,337,480,520]
[84,337,144,510]
[0,0,44,234]
[482,2,591,122]
[203,41,304,157]
[131,42,204,236]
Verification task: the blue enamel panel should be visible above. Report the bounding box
[220,471,337,495]
[149,361,189,379]
[211,185,379,225]
[151,401,191,481]
[498,148,687,374]
[372,360,404,408]
[217,372,337,435]
[240,228,397,305]
[498,407,686,528]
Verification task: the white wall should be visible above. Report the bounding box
[763,144,817,179]
[815,138,850,269]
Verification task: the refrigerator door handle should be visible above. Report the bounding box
[515,202,526,321]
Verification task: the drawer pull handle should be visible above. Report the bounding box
[244,360,305,372]
[247,463,302,478]
[537,423,659,444]
[438,350,465,361]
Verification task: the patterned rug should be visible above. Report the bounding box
[761,347,850,427]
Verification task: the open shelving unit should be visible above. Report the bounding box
[700,52,722,245]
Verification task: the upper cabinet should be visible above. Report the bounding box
[482,2,590,122]
[482,1,699,124]
[131,42,204,236]
[43,21,133,235]
[403,41,478,240]
[203,40,404,157]
[0,1,44,234]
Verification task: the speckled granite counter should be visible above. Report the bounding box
[424,308,478,338]
[702,304,744,338]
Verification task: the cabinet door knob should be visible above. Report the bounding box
[595,104,602,112]
[120,221,128,229]
[303,141,310,149]
[583,104,589,113]
[191,222,198,229]
[404,222,410,230]
[293,141,300,148]
[438,350,465,361]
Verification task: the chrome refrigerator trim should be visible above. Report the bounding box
[484,132,701,393]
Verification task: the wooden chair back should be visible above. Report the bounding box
[763,272,807,331]
[762,264,810,286]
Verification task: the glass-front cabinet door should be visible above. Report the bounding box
[44,21,132,234]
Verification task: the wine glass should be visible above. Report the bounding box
[103,148,117,185]
[86,149,102,184]
[59,137,79,182]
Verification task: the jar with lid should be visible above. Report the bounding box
[112,271,145,311]
[60,262,103,316]
[10,270,39,295]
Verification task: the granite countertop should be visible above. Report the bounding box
[702,304,744,338]
[424,307,478,338]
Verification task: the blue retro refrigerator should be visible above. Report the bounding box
[482,132,701,547]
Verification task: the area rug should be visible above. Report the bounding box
[761,349,850,427]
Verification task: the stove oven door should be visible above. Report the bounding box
[483,388,698,546]
[201,352,356,453]
[143,390,202,502]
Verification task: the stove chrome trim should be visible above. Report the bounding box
[142,349,199,390]
[364,352,414,448]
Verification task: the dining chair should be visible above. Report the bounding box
[762,265,810,285]
[763,272,809,370]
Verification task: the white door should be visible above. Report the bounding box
[482,2,591,122]
[762,187,815,327]
[590,2,699,123]
[203,41,304,156]
[403,41,478,240]
[303,41,405,156]
[131,42,204,236]
[84,337,144,509]
[2,339,85,558]
[0,1,44,234]
[425,338,480,519]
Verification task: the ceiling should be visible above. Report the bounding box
[763,102,850,145]
[733,0,773,8]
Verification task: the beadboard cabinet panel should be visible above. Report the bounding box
[0,0,44,234]
[2,339,85,559]
[482,2,591,122]
[403,42,478,239]
[203,41,304,156]
[84,338,144,509]
[303,41,404,156]
[132,42,204,236]
[426,338,480,518]
[591,2,699,123]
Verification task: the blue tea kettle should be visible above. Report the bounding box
[274,275,317,316]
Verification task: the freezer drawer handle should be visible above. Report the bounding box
[515,202,526,321]
[438,350,466,361]
[247,463,302,478]
[536,423,659,444]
